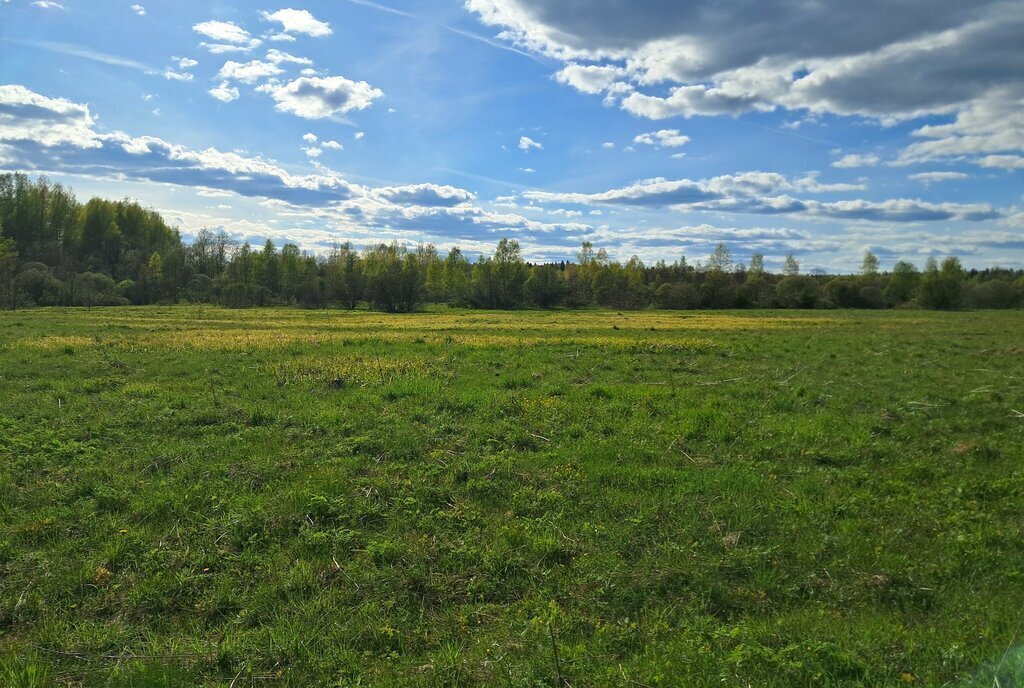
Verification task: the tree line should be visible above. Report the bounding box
[1,173,1021,311]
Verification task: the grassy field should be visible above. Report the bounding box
[1,306,1022,687]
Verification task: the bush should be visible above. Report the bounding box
[654,282,698,309]
[184,274,214,303]
[73,272,125,306]
[918,273,964,310]
[859,286,886,309]
[968,280,1020,309]
[220,282,252,308]
[16,267,63,306]
[774,276,820,309]
[735,277,773,308]
[823,278,859,308]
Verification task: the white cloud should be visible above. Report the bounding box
[909,171,969,184]
[371,184,476,207]
[303,146,322,158]
[193,20,261,50]
[199,43,255,55]
[321,140,342,150]
[519,135,542,151]
[163,69,194,82]
[209,82,240,103]
[601,142,614,149]
[978,155,1024,170]
[257,76,384,119]
[0,84,101,148]
[466,0,1024,158]
[265,49,313,65]
[633,129,690,148]
[193,20,253,44]
[217,59,283,84]
[520,171,992,223]
[32,1,65,9]
[832,154,881,168]
[897,95,1024,165]
[554,64,626,95]
[174,56,198,69]
[260,8,332,38]
[131,4,145,16]
[302,132,318,143]
[354,131,365,140]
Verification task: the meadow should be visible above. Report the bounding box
[0,306,1022,687]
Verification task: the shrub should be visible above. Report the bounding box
[969,280,1020,309]
[775,275,820,308]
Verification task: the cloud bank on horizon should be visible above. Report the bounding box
[0,0,1022,270]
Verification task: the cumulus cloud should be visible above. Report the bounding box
[467,0,1024,157]
[521,171,994,223]
[163,69,194,82]
[321,140,342,150]
[199,43,255,55]
[265,49,313,65]
[372,184,476,207]
[194,20,255,44]
[525,177,717,207]
[174,56,198,69]
[518,135,542,150]
[909,171,969,184]
[217,59,283,84]
[832,154,881,168]
[209,82,240,103]
[978,155,1024,170]
[0,84,101,148]
[260,8,332,37]
[896,94,1024,165]
[193,20,261,51]
[554,64,626,94]
[0,85,371,208]
[805,198,998,223]
[32,1,65,9]
[257,76,384,119]
[131,4,145,16]
[633,129,690,148]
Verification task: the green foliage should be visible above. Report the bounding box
[524,263,565,307]
[919,272,965,310]
[363,243,423,312]
[968,279,1021,309]
[1,306,1021,686]
[884,261,921,306]
[0,232,19,310]
[1,175,1020,313]
[774,275,820,308]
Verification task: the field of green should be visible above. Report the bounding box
[1,306,1022,687]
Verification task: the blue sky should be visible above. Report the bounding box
[1,0,1022,271]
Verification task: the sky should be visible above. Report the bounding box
[1,0,1022,272]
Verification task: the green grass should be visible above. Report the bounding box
[1,306,1022,687]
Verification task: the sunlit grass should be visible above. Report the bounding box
[0,305,1021,687]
